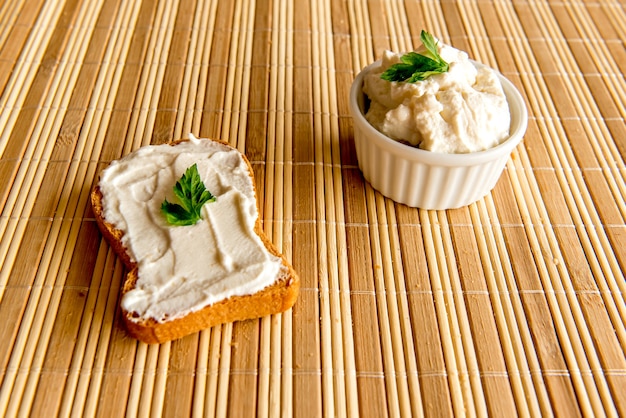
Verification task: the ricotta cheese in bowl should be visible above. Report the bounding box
[363,45,511,154]
[349,34,528,209]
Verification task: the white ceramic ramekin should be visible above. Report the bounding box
[349,61,528,210]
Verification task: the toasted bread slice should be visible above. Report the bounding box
[91,137,299,344]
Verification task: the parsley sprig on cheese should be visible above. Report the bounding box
[161,164,216,226]
[380,30,449,83]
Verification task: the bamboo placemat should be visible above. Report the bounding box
[0,0,624,416]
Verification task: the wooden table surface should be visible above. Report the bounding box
[0,0,625,416]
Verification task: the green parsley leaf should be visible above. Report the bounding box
[161,163,216,226]
[380,30,449,83]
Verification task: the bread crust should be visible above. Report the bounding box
[91,139,299,344]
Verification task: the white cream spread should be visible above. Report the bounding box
[363,42,510,153]
[98,135,283,323]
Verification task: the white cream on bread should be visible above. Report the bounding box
[98,135,283,323]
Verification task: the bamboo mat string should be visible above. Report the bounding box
[603,2,626,40]
[258,0,295,415]
[48,0,144,415]
[534,2,626,218]
[135,345,160,417]
[419,209,468,417]
[346,0,373,73]
[0,0,66,159]
[0,0,75,293]
[457,1,498,68]
[500,10,621,417]
[528,2,626,304]
[321,0,360,414]
[222,0,253,151]
[566,2,626,124]
[190,0,219,137]
[311,0,356,416]
[482,196,554,416]
[279,0,295,415]
[364,190,404,417]
[436,208,491,418]
[192,328,212,417]
[214,323,234,418]
[420,1,450,46]
[378,196,420,416]
[79,257,126,417]
[57,242,113,417]
[528,2,626,336]
[524,2,626,347]
[122,0,176,154]
[382,0,411,53]
[508,152,604,417]
[432,208,488,417]
[172,0,215,141]
[201,325,225,417]
[140,0,181,148]
[468,201,535,417]
[126,344,149,417]
[495,2,620,415]
[385,201,423,418]
[150,342,171,418]
[220,0,244,145]
[0,0,108,415]
[233,0,255,153]
[0,0,26,51]
[258,0,280,412]
[65,0,145,411]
